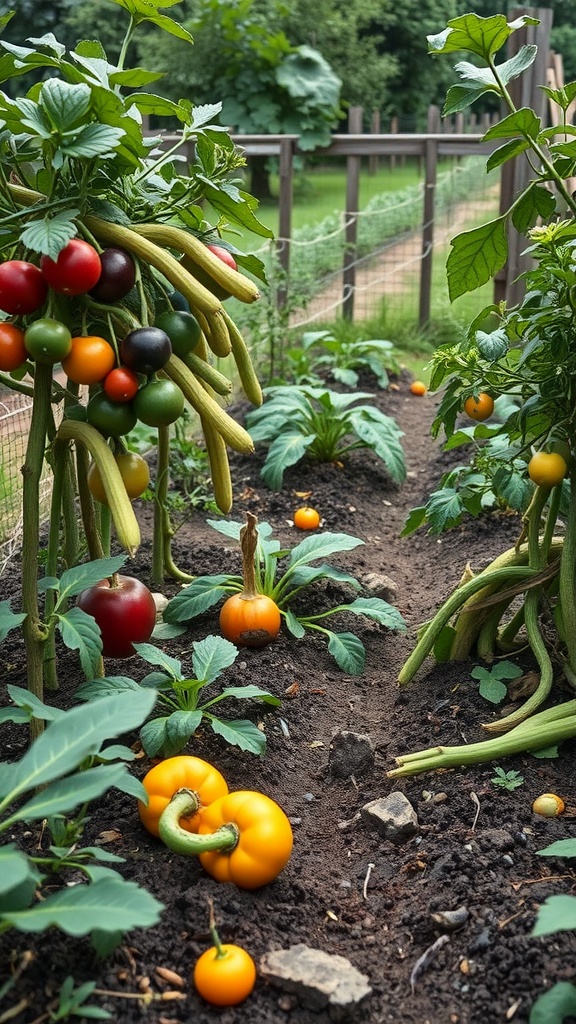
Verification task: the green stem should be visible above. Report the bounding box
[559,469,576,673]
[497,601,526,651]
[152,426,169,586]
[43,439,67,692]
[61,445,80,568]
[398,565,537,685]
[75,444,105,563]
[158,789,239,856]
[21,362,53,734]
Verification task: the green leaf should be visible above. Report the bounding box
[447,216,508,300]
[163,575,233,623]
[475,328,509,361]
[483,107,541,142]
[164,710,203,753]
[0,600,26,642]
[348,412,406,483]
[57,607,103,678]
[443,84,492,116]
[209,717,267,755]
[401,506,427,537]
[427,13,538,61]
[0,690,156,806]
[76,676,142,700]
[40,79,91,131]
[11,764,128,824]
[529,982,576,1024]
[20,210,80,260]
[486,137,530,172]
[425,487,464,532]
[284,609,306,638]
[288,531,364,569]
[60,123,126,160]
[1,875,163,936]
[0,844,36,898]
[532,894,576,937]
[344,597,406,632]
[470,665,508,703]
[46,556,126,602]
[132,643,182,677]
[191,634,238,684]
[511,183,557,234]
[216,685,280,706]
[537,839,576,859]
[260,432,315,491]
[139,717,170,758]
[4,684,64,722]
[326,631,365,674]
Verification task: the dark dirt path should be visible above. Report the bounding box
[1,372,575,1024]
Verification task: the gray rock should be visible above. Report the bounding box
[362,571,399,602]
[329,730,375,778]
[260,943,372,1021]
[361,791,419,844]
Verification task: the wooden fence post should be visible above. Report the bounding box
[342,106,363,320]
[369,110,381,174]
[276,136,295,308]
[419,138,437,328]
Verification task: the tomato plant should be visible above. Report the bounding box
[76,574,157,658]
[138,755,229,837]
[40,239,102,296]
[133,377,185,427]
[194,900,256,1007]
[87,451,150,504]
[293,506,320,530]
[0,323,27,371]
[463,392,494,421]
[528,451,567,488]
[88,246,136,303]
[120,326,172,374]
[24,318,72,365]
[103,366,140,403]
[61,335,116,385]
[0,260,48,315]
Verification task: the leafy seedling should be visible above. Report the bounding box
[471,660,522,704]
[490,767,524,791]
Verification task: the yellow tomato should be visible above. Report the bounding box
[463,392,494,421]
[528,451,567,488]
[194,943,256,1006]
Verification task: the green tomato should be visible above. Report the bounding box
[155,310,202,359]
[86,391,137,437]
[24,318,72,365]
[133,377,185,427]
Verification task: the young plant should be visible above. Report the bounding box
[392,11,576,774]
[75,634,280,758]
[245,384,406,490]
[45,976,111,1022]
[163,516,407,675]
[0,691,163,952]
[528,839,576,1021]
[490,767,524,791]
[277,329,400,389]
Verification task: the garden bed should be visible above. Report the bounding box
[1,372,575,1024]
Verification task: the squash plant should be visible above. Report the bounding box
[163,516,407,675]
[244,384,406,490]
[0,0,270,714]
[391,12,576,775]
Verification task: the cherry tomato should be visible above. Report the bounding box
[76,574,157,658]
[0,323,27,371]
[463,392,494,421]
[206,243,237,271]
[133,377,184,427]
[528,451,567,488]
[0,260,48,315]
[138,755,229,838]
[103,366,140,403]
[293,506,320,530]
[61,335,116,385]
[88,246,136,303]
[194,943,256,1006]
[532,793,565,817]
[410,380,427,396]
[154,309,202,359]
[120,326,172,374]
[220,593,281,648]
[87,451,150,504]
[24,318,72,365]
[86,391,137,437]
[40,239,102,296]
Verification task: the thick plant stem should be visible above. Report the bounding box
[158,789,238,855]
[398,565,537,685]
[21,363,53,734]
[152,426,168,586]
[75,444,105,562]
[388,702,576,778]
[61,446,80,569]
[559,469,576,675]
[43,439,67,692]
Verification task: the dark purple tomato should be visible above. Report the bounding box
[120,326,172,375]
[89,247,136,303]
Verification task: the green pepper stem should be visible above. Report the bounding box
[207,896,226,959]
[157,789,239,857]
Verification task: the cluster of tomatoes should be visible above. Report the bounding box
[0,238,203,435]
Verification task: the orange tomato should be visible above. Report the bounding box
[138,755,229,838]
[463,392,494,421]
[194,943,256,1006]
[528,451,567,488]
[61,335,116,384]
[293,506,320,530]
[532,793,565,817]
[196,790,294,888]
[0,323,27,371]
[219,592,281,648]
[409,380,427,396]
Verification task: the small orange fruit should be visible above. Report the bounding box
[463,392,494,421]
[293,506,320,530]
[532,793,565,817]
[410,380,427,396]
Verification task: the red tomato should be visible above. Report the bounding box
[76,575,157,658]
[41,239,102,296]
[103,366,140,403]
[0,323,28,371]
[206,244,237,271]
[0,261,48,315]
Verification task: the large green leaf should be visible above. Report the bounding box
[345,597,406,632]
[40,555,126,601]
[529,982,576,1024]
[0,845,36,897]
[326,631,366,675]
[132,643,182,678]
[57,606,103,679]
[532,894,576,936]
[288,531,363,568]
[1,875,164,936]
[427,13,538,61]
[0,690,156,807]
[9,764,129,824]
[483,106,541,142]
[164,710,203,753]
[349,412,406,483]
[446,216,508,300]
[191,634,238,684]
[216,685,280,706]
[209,716,267,755]
[163,575,234,623]
[537,838,576,859]
[260,432,315,491]
[0,600,26,643]
[40,79,90,130]
[511,182,557,233]
[19,209,79,259]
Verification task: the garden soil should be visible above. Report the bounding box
[1,371,576,1024]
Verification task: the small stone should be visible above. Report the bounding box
[362,571,399,602]
[329,730,375,779]
[260,944,372,1020]
[361,791,419,844]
